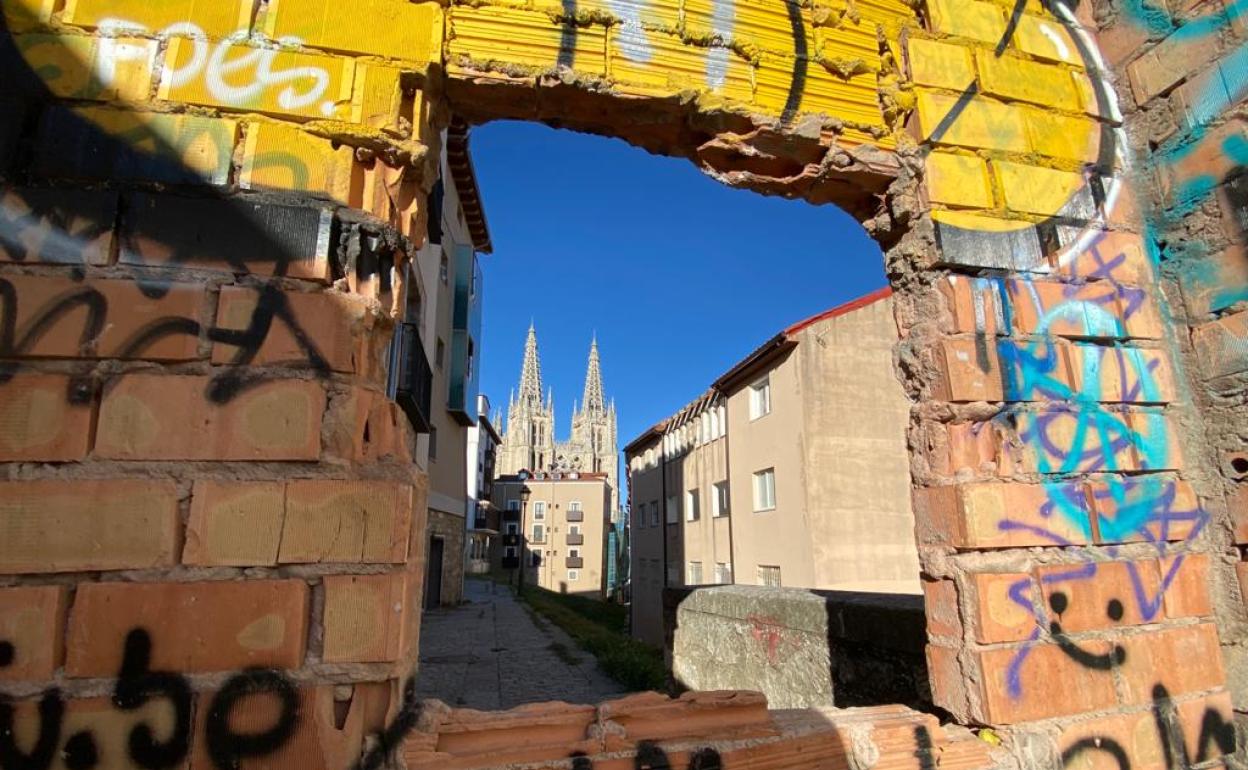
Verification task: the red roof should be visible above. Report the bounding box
[783,286,892,337]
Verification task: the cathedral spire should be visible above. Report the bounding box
[517,323,544,407]
[581,336,606,415]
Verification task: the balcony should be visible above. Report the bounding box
[566,533,584,546]
[502,533,520,547]
[503,509,520,522]
[566,509,584,522]
[473,518,488,530]
[566,556,584,568]
[394,323,433,433]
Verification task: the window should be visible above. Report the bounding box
[687,561,703,585]
[569,500,582,512]
[569,548,580,558]
[753,468,776,511]
[507,499,520,512]
[435,338,445,369]
[533,501,547,520]
[568,569,579,581]
[749,376,771,420]
[531,524,544,542]
[569,524,581,535]
[666,562,680,585]
[685,490,700,522]
[713,481,730,517]
[531,551,541,567]
[649,502,659,527]
[715,562,732,584]
[666,495,679,524]
[439,252,449,284]
[758,565,781,587]
[505,522,518,535]
[505,546,516,558]
[634,507,644,529]
[429,426,438,461]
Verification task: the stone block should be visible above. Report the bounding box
[96,375,325,461]
[0,373,95,461]
[0,585,69,680]
[0,480,179,574]
[66,579,310,676]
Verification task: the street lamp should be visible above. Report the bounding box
[517,485,531,593]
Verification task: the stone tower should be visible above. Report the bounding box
[499,329,619,511]
[499,323,555,476]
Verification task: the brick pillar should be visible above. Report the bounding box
[900,0,1238,766]
[0,3,440,768]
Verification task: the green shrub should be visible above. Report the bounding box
[519,585,665,692]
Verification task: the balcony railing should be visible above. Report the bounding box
[502,556,520,569]
[566,556,584,568]
[566,509,584,522]
[394,322,433,433]
[503,509,520,522]
[566,533,584,546]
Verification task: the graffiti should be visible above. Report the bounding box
[0,274,333,403]
[746,614,790,666]
[0,630,421,770]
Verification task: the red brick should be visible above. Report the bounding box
[95,374,325,460]
[977,642,1118,722]
[0,373,95,460]
[933,419,1023,477]
[598,691,773,744]
[0,188,117,265]
[66,579,310,676]
[1066,344,1176,403]
[279,481,412,564]
[189,685,366,770]
[1060,231,1154,285]
[1006,278,1130,339]
[212,286,373,373]
[1162,553,1213,618]
[332,387,414,463]
[421,701,598,769]
[934,339,1004,402]
[1158,121,1248,206]
[0,274,204,361]
[939,275,1006,336]
[969,572,1036,643]
[1236,562,1248,605]
[1059,708,1165,770]
[1176,691,1236,762]
[1087,477,1198,543]
[1127,411,1183,471]
[1231,485,1248,544]
[1117,623,1225,704]
[1017,410,1140,473]
[2,695,197,768]
[922,579,961,640]
[0,479,179,573]
[1093,19,1152,69]
[1180,246,1248,318]
[912,482,1092,548]
[1192,310,1248,380]
[322,572,417,663]
[926,644,971,723]
[1038,560,1160,632]
[0,585,68,680]
[1128,31,1202,104]
[183,481,285,566]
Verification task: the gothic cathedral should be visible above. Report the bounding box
[498,324,619,511]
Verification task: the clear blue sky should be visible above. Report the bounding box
[472,120,887,452]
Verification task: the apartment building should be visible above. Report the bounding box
[388,118,490,609]
[625,288,919,646]
[466,394,503,575]
[492,472,612,598]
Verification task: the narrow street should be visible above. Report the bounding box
[412,579,627,709]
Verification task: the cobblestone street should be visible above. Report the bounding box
[413,579,627,709]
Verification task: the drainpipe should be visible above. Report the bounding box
[721,395,736,585]
[659,433,669,592]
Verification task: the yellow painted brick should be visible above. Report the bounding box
[1012,14,1079,64]
[608,29,752,104]
[994,159,1086,215]
[62,0,251,38]
[907,37,974,90]
[265,0,442,64]
[240,122,359,204]
[756,54,887,129]
[1071,71,1120,122]
[1024,107,1101,162]
[448,5,607,75]
[915,90,1029,153]
[158,39,356,121]
[570,0,679,32]
[3,0,59,32]
[976,53,1080,110]
[926,0,1006,44]
[351,63,405,132]
[17,33,156,101]
[926,152,995,208]
[77,107,237,184]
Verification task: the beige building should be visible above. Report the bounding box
[392,119,490,608]
[625,288,919,646]
[492,473,612,598]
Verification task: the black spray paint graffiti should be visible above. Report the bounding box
[0,630,422,770]
[0,276,334,405]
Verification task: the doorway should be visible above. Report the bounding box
[425,535,445,609]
